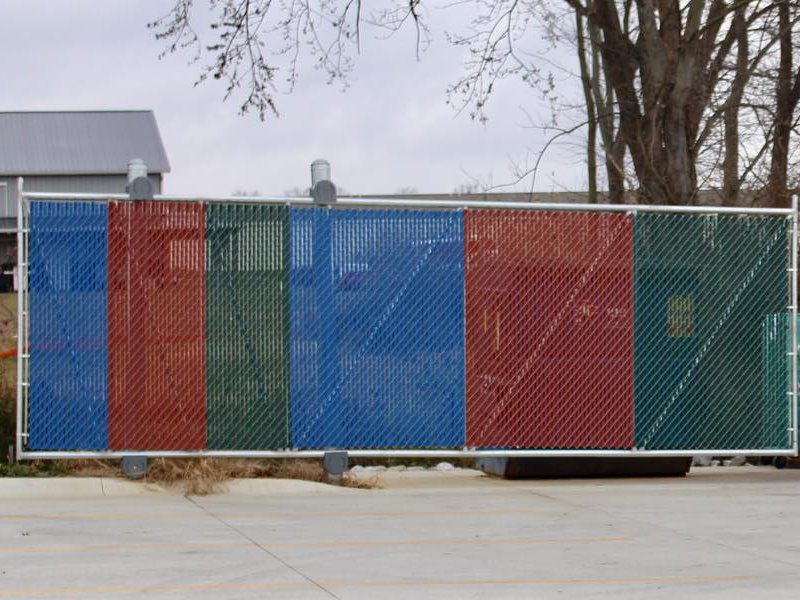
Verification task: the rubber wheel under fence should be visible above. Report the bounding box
[206,204,290,450]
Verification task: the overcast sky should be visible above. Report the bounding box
[1,1,586,196]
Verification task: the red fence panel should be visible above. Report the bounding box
[465,210,634,448]
[108,202,207,450]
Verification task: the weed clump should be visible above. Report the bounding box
[0,377,13,463]
[144,458,381,495]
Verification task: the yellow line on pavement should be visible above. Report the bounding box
[0,535,632,555]
[0,575,759,597]
[1,541,248,554]
[0,507,548,522]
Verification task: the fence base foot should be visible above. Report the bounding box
[121,456,148,480]
[476,457,692,479]
[322,451,348,479]
[772,456,788,469]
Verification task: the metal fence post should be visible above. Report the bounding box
[310,159,339,450]
[15,177,25,462]
[121,159,150,475]
[792,194,798,455]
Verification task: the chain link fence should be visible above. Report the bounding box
[633,214,790,450]
[17,195,798,457]
[206,204,290,450]
[465,210,634,449]
[290,208,465,448]
[28,201,108,450]
[108,201,206,450]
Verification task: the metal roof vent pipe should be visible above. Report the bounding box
[127,158,153,200]
[311,158,337,204]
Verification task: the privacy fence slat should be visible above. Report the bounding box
[289,208,465,448]
[761,313,794,448]
[206,204,290,450]
[108,201,207,450]
[633,214,790,449]
[464,210,635,448]
[28,201,108,450]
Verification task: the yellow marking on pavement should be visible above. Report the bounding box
[0,507,548,522]
[340,575,759,588]
[0,535,632,555]
[0,575,759,597]
[1,541,248,554]
[272,535,634,549]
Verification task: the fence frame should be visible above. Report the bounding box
[15,178,799,460]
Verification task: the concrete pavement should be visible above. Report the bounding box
[0,466,799,598]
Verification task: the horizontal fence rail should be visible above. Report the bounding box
[16,191,799,458]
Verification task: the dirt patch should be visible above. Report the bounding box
[0,377,14,461]
[0,293,15,351]
[144,458,381,495]
[0,317,14,351]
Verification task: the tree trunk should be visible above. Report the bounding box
[588,10,626,203]
[606,133,626,203]
[585,0,736,205]
[576,9,598,203]
[722,8,748,206]
[767,0,795,208]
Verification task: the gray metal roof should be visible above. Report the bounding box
[0,111,170,175]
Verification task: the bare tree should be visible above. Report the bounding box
[152,0,800,206]
[767,0,800,206]
[395,186,420,194]
[149,0,424,119]
[282,185,311,196]
[575,7,598,202]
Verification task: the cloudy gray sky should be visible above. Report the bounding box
[1,1,586,196]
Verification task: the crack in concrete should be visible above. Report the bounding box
[184,495,342,600]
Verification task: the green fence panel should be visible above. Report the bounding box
[206,204,290,449]
[634,214,790,450]
[762,313,795,447]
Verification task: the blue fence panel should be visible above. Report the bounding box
[28,201,108,450]
[290,207,465,448]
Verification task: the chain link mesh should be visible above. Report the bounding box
[108,201,207,450]
[762,313,794,447]
[290,208,465,448]
[28,201,108,450]
[206,204,290,449]
[465,210,635,448]
[634,214,790,449]
[21,200,796,454]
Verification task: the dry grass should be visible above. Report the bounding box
[0,294,16,347]
[0,293,18,383]
[143,458,382,495]
[4,455,382,492]
[0,375,15,457]
[341,472,383,489]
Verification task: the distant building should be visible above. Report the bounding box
[0,110,170,265]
